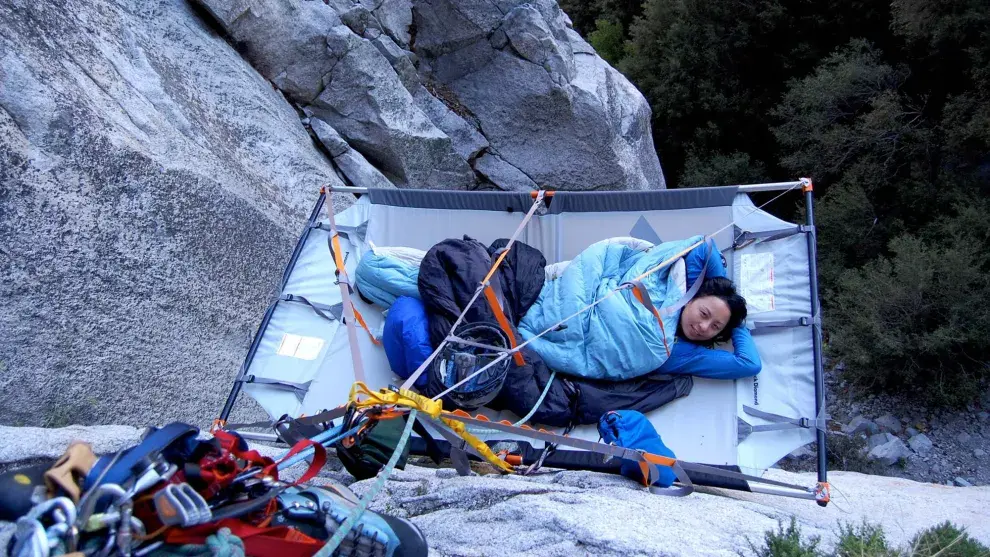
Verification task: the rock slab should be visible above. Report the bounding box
[908,433,934,455]
[868,437,912,465]
[411,0,666,191]
[875,414,903,434]
[0,0,351,428]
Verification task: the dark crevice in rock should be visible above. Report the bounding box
[407,14,417,51]
[423,78,476,123]
[186,0,234,43]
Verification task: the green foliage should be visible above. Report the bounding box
[747,517,823,557]
[908,521,990,556]
[587,18,625,65]
[619,0,786,180]
[827,201,990,405]
[680,151,768,187]
[835,521,894,557]
[557,0,990,406]
[558,0,645,37]
[771,39,918,186]
[748,519,989,557]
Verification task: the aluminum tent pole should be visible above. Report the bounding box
[736,181,804,193]
[327,181,806,196]
[802,178,830,506]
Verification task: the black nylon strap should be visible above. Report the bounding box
[282,294,343,323]
[734,225,813,248]
[294,406,349,427]
[743,405,827,432]
[419,419,487,476]
[240,376,311,393]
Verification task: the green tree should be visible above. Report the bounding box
[587,18,625,65]
[679,151,767,187]
[620,0,787,183]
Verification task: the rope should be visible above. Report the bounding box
[398,191,547,391]
[273,423,363,473]
[513,370,556,426]
[314,409,419,557]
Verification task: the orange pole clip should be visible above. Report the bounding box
[801,177,814,192]
[815,481,831,505]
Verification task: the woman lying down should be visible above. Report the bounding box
[516,235,762,382]
[362,234,761,385]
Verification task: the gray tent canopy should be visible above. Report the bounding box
[217,180,829,504]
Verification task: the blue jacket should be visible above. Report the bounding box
[659,240,762,380]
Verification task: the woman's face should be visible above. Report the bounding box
[680,295,731,342]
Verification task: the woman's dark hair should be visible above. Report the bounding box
[695,276,747,344]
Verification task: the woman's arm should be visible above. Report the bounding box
[662,327,762,380]
[685,239,727,285]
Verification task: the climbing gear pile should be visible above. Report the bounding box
[3,420,428,557]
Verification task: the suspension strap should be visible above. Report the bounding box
[482,284,526,366]
[433,417,515,473]
[624,280,671,357]
[349,382,443,419]
[441,410,811,493]
[327,232,381,345]
[739,405,829,441]
[324,189,372,384]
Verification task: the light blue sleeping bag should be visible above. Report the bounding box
[518,235,702,381]
[353,248,422,309]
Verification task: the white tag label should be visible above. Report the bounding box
[740,253,775,314]
[276,333,325,360]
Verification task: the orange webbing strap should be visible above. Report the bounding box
[328,230,381,347]
[627,281,671,357]
[482,285,526,366]
[324,189,367,383]
[637,452,694,496]
[350,305,381,346]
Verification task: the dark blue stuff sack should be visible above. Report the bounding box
[382,296,432,390]
[598,410,677,488]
